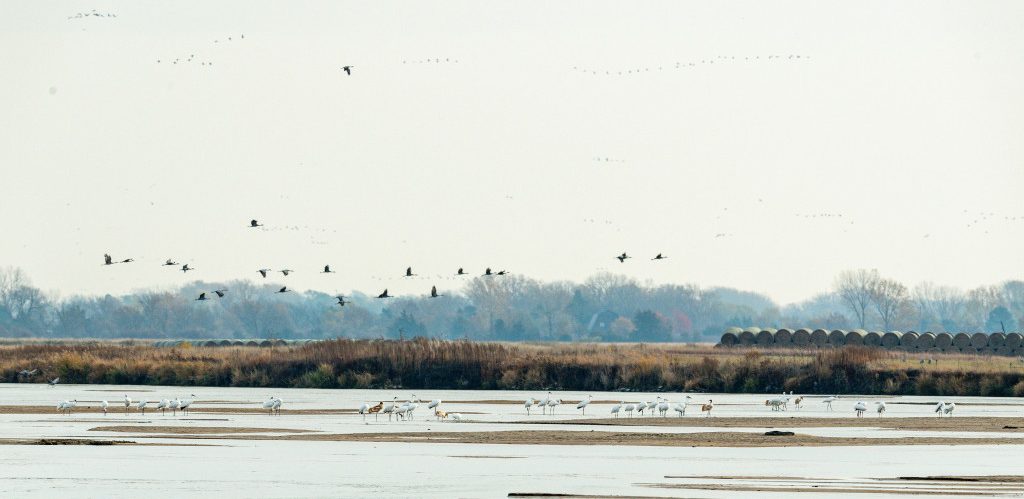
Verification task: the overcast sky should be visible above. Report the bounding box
[1,1,1022,304]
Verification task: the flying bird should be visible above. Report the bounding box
[18,369,37,377]
[321,265,335,273]
[280,269,293,276]
[484,268,493,276]
[652,253,667,260]
[616,252,630,263]
[341,65,353,75]
[456,268,467,276]
[250,219,263,228]
[277,286,290,293]
[48,377,60,386]
[213,289,227,298]
[430,286,441,298]
[196,292,208,301]
[405,267,416,277]
[496,270,508,276]
[335,296,348,306]
[104,254,132,265]
[163,259,178,266]
[181,264,194,273]
[258,269,271,278]
[376,289,391,299]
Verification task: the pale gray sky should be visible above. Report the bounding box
[1,1,1022,304]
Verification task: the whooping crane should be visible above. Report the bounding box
[610,401,623,417]
[123,394,132,415]
[179,395,195,415]
[263,396,277,415]
[539,392,551,415]
[934,401,946,416]
[854,401,868,417]
[449,412,463,421]
[358,402,370,420]
[368,401,384,420]
[942,402,955,416]
[169,398,180,416]
[383,397,397,421]
[623,403,635,418]
[546,398,560,415]
[822,395,838,411]
[427,399,442,410]
[576,395,592,415]
[100,400,109,415]
[701,400,714,417]
[657,398,670,417]
[137,399,148,415]
[271,397,282,415]
[673,396,693,417]
[156,399,169,415]
[524,398,535,415]
[875,401,886,417]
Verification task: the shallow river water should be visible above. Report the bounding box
[2,384,1022,498]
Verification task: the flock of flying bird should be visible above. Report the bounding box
[101,219,672,307]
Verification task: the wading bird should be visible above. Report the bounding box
[854,401,868,417]
[576,395,592,415]
[137,399,148,415]
[673,396,693,417]
[610,402,622,417]
[169,398,180,416]
[196,292,208,301]
[382,397,398,421]
[179,395,195,415]
[701,400,714,417]
[623,403,635,418]
[263,396,278,415]
[427,399,441,410]
[123,394,132,415]
[547,398,560,415]
[100,400,109,415]
[156,399,169,415]
[358,402,369,420]
[525,398,535,415]
[822,395,838,411]
[875,401,886,417]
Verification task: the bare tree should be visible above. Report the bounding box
[834,269,880,328]
[870,277,910,330]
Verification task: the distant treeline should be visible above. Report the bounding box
[2,340,1023,397]
[0,266,1021,342]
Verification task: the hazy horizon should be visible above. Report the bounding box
[2,1,1022,305]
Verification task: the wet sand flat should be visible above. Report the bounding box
[537,416,1024,432]
[89,425,314,435]
[92,428,1024,447]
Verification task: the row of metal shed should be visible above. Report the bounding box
[719,327,1024,356]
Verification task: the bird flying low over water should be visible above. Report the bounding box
[430,286,441,298]
[277,286,290,293]
[341,65,353,75]
[322,265,335,273]
[616,252,630,263]
[18,369,37,377]
[652,253,667,260]
[376,289,391,299]
[258,269,271,278]
[48,377,60,386]
[250,219,263,228]
[163,259,178,266]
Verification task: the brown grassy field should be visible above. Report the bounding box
[1,339,1023,396]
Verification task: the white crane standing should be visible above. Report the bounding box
[137,399,148,415]
[100,400,109,415]
[156,398,169,415]
[610,401,623,417]
[524,397,535,415]
[123,394,132,415]
[875,401,886,417]
[854,401,868,417]
[576,395,592,415]
[822,395,839,411]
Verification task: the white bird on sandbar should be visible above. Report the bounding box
[427,399,442,410]
[875,401,886,417]
[156,398,169,415]
[100,400,109,415]
[137,399,148,415]
[525,397,535,415]
[822,395,839,411]
[576,395,592,415]
[610,401,623,417]
[854,401,868,417]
